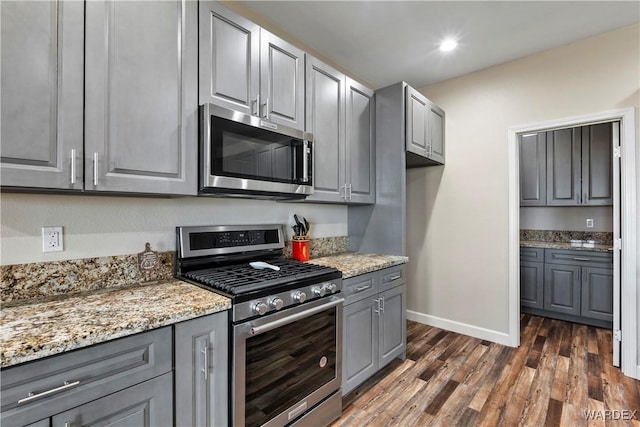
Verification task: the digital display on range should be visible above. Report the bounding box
[189,229,280,250]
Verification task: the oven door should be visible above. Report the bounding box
[200,103,313,198]
[233,296,343,427]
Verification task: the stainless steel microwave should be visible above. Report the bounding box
[199,104,313,199]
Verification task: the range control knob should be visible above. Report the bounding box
[292,291,307,303]
[252,301,268,316]
[312,286,327,297]
[323,282,337,294]
[269,297,284,310]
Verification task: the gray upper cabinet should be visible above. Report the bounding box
[519,132,547,206]
[405,85,445,167]
[0,0,84,190]
[175,312,228,427]
[345,78,376,204]
[198,1,259,116]
[546,123,612,206]
[85,0,198,195]
[304,57,375,204]
[200,2,304,131]
[305,56,346,203]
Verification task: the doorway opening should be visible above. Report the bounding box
[507,108,637,379]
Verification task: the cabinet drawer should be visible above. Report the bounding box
[544,249,612,267]
[379,265,405,291]
[520,247,544,262]
[343,272,378,305]
[1,327,172,427]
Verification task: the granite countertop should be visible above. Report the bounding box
[520,240,613,252]
[308,252,409,278]
[0,280,230,368]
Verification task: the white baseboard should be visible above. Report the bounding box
[406,310,515,347]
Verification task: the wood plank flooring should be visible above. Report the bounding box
[331,314,640,426]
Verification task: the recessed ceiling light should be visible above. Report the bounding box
[439,38,458,52]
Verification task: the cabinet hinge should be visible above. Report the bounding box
[614,238,622,250]
[614,329,622,342]
[614,146,622,159]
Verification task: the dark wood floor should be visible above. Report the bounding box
[331,314,640,426]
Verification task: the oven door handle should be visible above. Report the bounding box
[249,298,344,336]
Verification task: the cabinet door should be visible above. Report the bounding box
[546,128,581,206]
[428,103,445,165]
[544,263,581,315]
[0,0,83,190]
[343,297,378,395]
[520,261,544,309]
[175,312,228,427]
[519,132,546,206]
[199,1,260,115]
[582,123,613,206]
[260,30,305,131]
[581,267,613,322]
[305,56,346,203]
[51,373,172,427]
[345,78,375,204]
[26,420,49,427]
[85,0,197,195]
[378,285,406,368]
[405,86,428,158]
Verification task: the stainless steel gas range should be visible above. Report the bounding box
[175,224,343,427]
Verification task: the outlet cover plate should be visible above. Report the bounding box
[586,218,594,228]
[42,226,63,252]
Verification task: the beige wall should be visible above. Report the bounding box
[520,206,613,232]
[407,24,639,335]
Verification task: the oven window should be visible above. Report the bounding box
[210,116,297,183]
[244,307,337,427]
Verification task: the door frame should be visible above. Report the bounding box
[507,107,637,378]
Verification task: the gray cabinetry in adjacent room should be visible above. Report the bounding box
[342,266,406,396]
[304,56,375,204]
[544,263,581,316]
[581,267,614,322]
[520,248,544,309]
[175,312,228,427]
[519,132,547,206]
[546,123,613,206]
[200,2,305,131]
[0,0,84,190]
[405,85,445,167]
[85,0,198,195]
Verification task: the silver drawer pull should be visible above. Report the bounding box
[18,380,81,405]
[386,274,402,282]
[354,284,371,292]
[573,257,591,261]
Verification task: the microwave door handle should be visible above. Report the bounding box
[302,141,310,183]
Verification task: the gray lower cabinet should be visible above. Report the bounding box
[199,2,305,131]
[51,373,173,427]
[405,85,445,167]
[85,0,198,195]
[0,0,84,190]
[304,56,375,204]
[520,248,613,327]
[342,266,406,395]
[175,312,228,427]
[546,123,613,206]
[519,132,547,206]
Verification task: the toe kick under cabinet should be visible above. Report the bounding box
[520,248,613,328]
[342,265,407,396]
[1,312,228,427]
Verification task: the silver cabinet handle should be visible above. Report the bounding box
[340,185,346,201]
[354,284,371,292]
[346,183,352,201]
[250,298,344,336]
[65,423,72,427]
[386,274,402,282]
[18,380,81,405]
[93,152,99,186]
[201,345,208,381]
[70,149,76,185]
[263,97,270,119]
[573,257,590,261]
[373,298,381,315]
[253,94,260,116]
[380,296,385,313]
[302,140,310,183]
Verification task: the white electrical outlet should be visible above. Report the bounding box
[586,218,594,228]
[42,226,63,252]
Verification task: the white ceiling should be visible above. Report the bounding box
[238,1,640,89]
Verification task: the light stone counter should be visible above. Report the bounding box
[520,240,612,253]
[1,280,230,368]
[308,252,409,279]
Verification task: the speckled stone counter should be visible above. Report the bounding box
[308,252,409,279]
[1,280,230,368]
[520,240,612,252]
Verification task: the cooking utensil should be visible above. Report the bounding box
[294,214,305,235]
[249,261,281,271]
[303,217,310,235]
